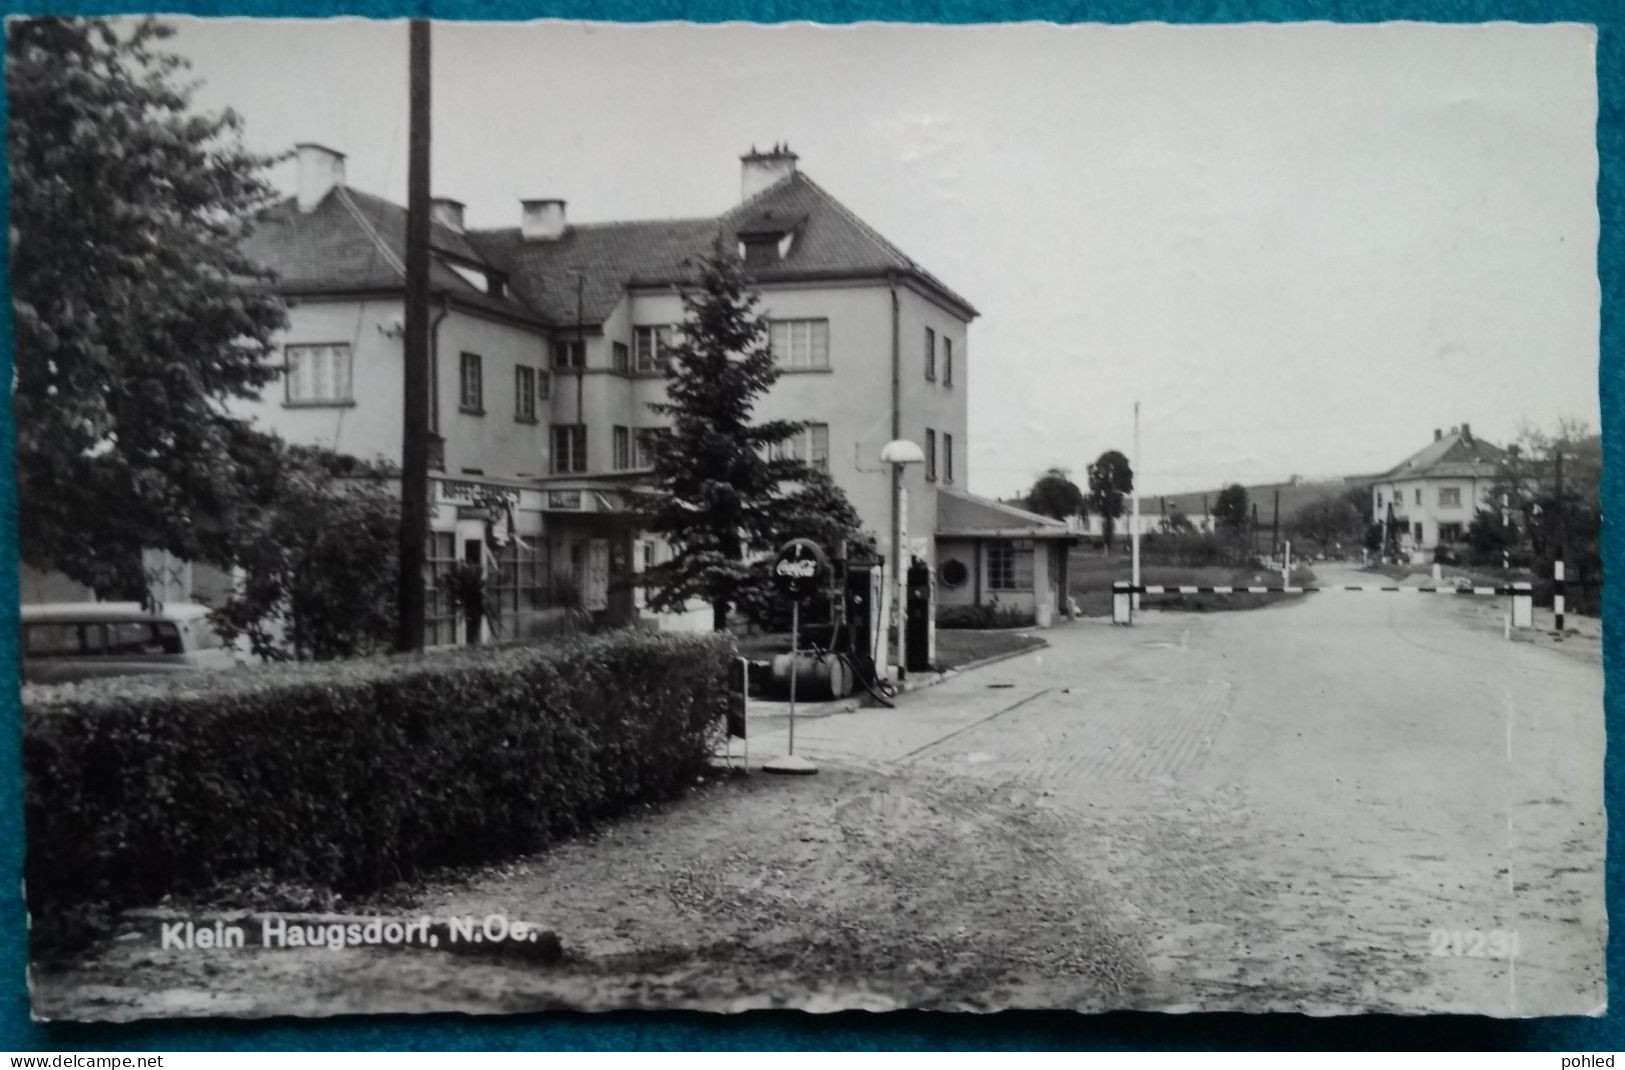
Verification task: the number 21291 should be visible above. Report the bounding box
[1430,929,1519,958]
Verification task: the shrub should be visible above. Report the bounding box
[24,631,731,945]
[937,603,1036,629]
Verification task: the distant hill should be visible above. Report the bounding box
[1139,475,1382,527]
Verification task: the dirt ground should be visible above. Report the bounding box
[32,563,1606,1020]
[34,768,1148,1020]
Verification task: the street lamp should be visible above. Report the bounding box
[880,438,925,684]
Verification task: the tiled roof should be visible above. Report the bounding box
[240,187,543,323]
[937,487,1076,539]
[467,170,979,326]
[1380,431,1506,481]
[465,216,721,327]
[244,169,979,330]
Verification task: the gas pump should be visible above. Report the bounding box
[841,560,884,688]
[905,557,936,674]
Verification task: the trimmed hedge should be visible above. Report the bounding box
[24,631,731,938]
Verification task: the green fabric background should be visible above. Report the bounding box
[0,0,1618,1050]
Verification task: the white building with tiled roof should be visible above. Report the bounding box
[220,142,1072,642]
[1371,424,1507,553]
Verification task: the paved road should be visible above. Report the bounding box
[745,563,1606,1015]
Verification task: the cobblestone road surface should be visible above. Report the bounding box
[35,564,1605,1019]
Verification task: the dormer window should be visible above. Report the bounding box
[736,210,805,265]
[445,259,508,297]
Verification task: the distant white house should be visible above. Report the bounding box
[1370,424,1506,553]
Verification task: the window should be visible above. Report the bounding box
[944,432,955,483]
[769,319,830,370]
[944,337,953,386]
[26,623,92,657]
[1415,488,1422,506]
[552,340,585,370]
[459,352,483,413]
[1439,487,1462,508]
[1413,522,1424,542]
[771,423,830,470]
[424,532,458,646]
[925,428,937,481]
[491,538,547,619]
[634,326,675,372]
[924,327,937,381]
[987,541,1034,591]
[634,428,664,470]
[106,621,183,656]
[537,370,551,400]
[612,426,631,471]
[1438,522,1464,543]
[552,425,586,474]
[613,341,631,374]
[284,343,353,404]
[515,365,537,421]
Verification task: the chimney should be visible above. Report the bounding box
[1461,423,1472,442]
[741,142,799,202]
[1434,428,1442,442]
[430,197,466,234]
[521,199,567,241]
[295,143,346,213]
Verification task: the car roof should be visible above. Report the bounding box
[20,602,214,624]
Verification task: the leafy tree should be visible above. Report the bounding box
[631,236,865,631]
[732,468,877,632]
[1026,467,1086,521]
[1213,483,1250,534]
[1293,495,1362,550]
[1086,450,1134,548]
[210,445,399,662]
[1162,509,1195,535]
[9,17,288,598]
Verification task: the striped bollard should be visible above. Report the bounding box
[1112,581,1133,626]
[1554,560,1566,635]
[1512,582,1533,629]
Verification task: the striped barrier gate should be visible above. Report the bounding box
[1111,579,1536,632]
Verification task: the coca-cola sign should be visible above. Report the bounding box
[772,538,828,601]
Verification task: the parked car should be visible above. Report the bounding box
[20,602,244,685]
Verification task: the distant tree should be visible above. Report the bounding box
[1467,509,1518,563]
[1213,483,1250,535]
[630,236,865,631]
[1294,495,1362,550]
[9,17,288,598]
[210,445,399,662]
[1163,509,1196,535]
[1026,467,1086,521]
[1086,450,1134,548]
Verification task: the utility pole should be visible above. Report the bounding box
[1131,401,1141,611]
[396,18,432,653]
[1251,502,1260,557]
[1272,489,1280,560]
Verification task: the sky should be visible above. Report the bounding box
[162,18,1599,499]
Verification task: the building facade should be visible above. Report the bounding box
[216,143,1066,641]
[1370,425,1506,554]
